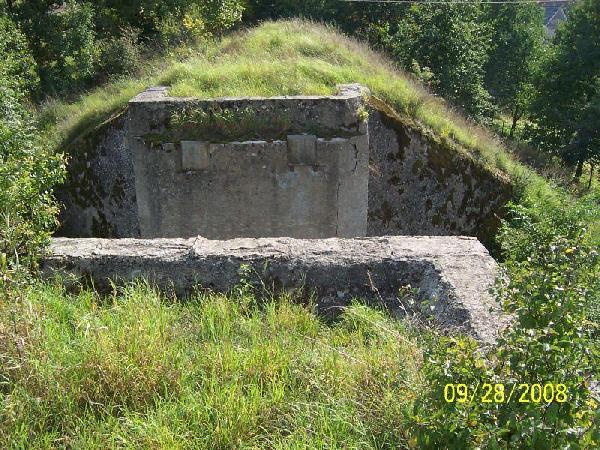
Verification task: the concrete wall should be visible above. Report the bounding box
[56,86,512,246]
[127,86,370,239]
[42,236,507,343]
[367,107,512,248]
[57,114,140,238]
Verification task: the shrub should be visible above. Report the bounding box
[0,83,65,293]
[97,27,142,82]
[34,1,98,95]
[0,15,39,96]
[155,0,245,46]
[411,206,599,448]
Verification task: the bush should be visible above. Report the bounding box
[33,1,98,95]
[411,204,599,448]
[97,27,142,82]
[0,15,39,96]
[0,77,65,293]
[155,0,245,46]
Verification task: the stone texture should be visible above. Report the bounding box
[366,103,513,248]
[55,85,512,247]
[287,134,317,165]
[125,86,370,239]
[56,113,140,238]
[42,236,507,343]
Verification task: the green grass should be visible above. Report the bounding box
[39,20,581,234]
[40,20,600,241]
[17,20,600,448]
[41,20,600,246]
[0,282,422,448]
[38,20,517,178]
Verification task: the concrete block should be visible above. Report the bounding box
[287,135,317,165]
[42,236,508,343]
[181,141,210,171]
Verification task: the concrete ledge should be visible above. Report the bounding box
[41,236,507,343]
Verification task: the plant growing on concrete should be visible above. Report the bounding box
[170,104,292,142]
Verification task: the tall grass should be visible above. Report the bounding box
[0,282,422,448]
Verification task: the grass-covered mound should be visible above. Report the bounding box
[0,282,421,448]
[5,19,596,449]
[38,19,600,245]
[40,20,513,177]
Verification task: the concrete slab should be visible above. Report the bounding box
[42,236,508,343]
[181,141,210,171]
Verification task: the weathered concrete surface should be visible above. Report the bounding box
[127,86,370,239]
[42,236,506,343]
[367,101,513,248]
[56,85,513,246]
[57,114,140,238]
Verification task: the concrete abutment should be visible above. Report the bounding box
[48,84,512,341]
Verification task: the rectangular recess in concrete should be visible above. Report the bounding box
[181,141,210,171]
[42,236,507,343]
[287,134,317,165]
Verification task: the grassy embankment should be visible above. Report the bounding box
[38,19,600,245]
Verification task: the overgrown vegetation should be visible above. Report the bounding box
[1,1,599,447]
[0,14,65,293]
[40,20,526,183]
[3,0,245,96]
[414,215,599,448]
[0,282,422,448]
[170,105,293,142]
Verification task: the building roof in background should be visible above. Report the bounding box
[540,0,572,38]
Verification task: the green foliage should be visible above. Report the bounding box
[499,191,600,263]
[0,11,65,289]
[152,0,245,46]
[18,1,98,95]
[412,227,599,448]
[0,88,65,292]
[0,14,39,96]
[527,0,600,175]
[6,0,245,98]
[88,0,244,41]
[484,3,545,137]
[0,282,421,447]
[96,27,142,82]
[244,0,408,45]
[386,2,494,119]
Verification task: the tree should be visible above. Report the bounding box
[386,1,494,119]
[5,0,246,97]
[0,13,38,96]
[528,0,600,177]
[7,1,98,95]
[0,11,65,277]
[244,0,408,47]
[484,3,545,138]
